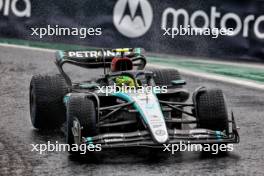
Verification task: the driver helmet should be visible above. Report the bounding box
[111,57,133,72]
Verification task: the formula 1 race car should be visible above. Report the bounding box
[29,48,239,151]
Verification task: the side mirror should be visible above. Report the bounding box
[171,80,186,86]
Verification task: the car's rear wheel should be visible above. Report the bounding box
[146,67,184,128]
[66,94,97,148]
[196,88,229,134]
[146,67,182,87]
[30,74,68,129]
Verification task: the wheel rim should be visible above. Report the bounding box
[30,85,36,124]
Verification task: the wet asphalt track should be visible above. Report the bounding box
[0,46,264,176]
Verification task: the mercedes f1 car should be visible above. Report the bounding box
[29,48,239,151]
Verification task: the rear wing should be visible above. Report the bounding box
[55,48,147,86]
[55,48,145,68]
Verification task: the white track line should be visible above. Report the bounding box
[0,43,263,90]
[150,53,264,69]
[0,43,56,52]
[148,64,264,90]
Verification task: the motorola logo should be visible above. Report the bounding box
[113,0,153,38]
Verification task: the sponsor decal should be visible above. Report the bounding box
[161,6,264,39]
[152,124,162,128]
[66,48,139,59]
[0,0,31,17]
[113,1,264,39]
[113,0,153,38]
[67,50,116,58]
[155,129,166,136]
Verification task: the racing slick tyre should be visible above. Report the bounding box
[196,88,229,134]
[66,94,97,148]
[30,74,68,129]
[146,67,182,87]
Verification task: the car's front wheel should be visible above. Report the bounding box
[195,88,229,134]
[66,94,98,148]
